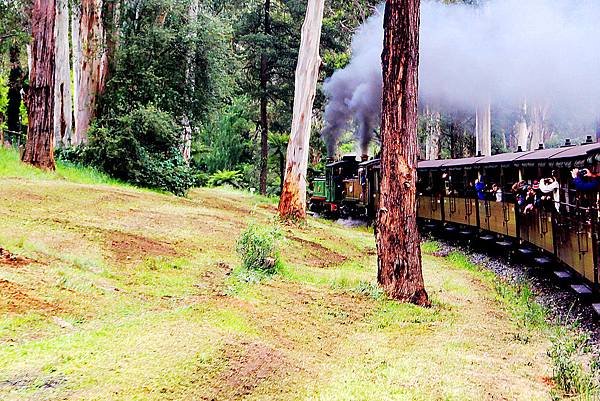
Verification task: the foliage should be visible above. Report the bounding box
[235,224,283,274]
[207,169,243,188]
[195,97,255,173]
[548,326,600,398]
[99,0,231,123]
[59,106,195,195]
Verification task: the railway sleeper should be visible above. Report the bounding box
[592,304,600,322]
[570,283,594,302]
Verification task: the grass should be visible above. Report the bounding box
[0,146,123,186]
[0,160,574,400]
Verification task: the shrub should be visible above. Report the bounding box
[207,169,243,188]
[236,224,283,274]
[548,326,600,398]
[59,106,196,196]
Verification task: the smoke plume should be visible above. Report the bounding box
[321,0,600,155]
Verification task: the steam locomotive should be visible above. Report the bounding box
[310,137,600,295]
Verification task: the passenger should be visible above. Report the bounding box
[523,187,537,214]
[491,183,503,202]
[442,173,454,196]
[572,168,600,191]
[511,180,528,209]
[474,179,487,200]
[539,176,560,212]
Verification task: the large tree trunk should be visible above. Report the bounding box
[23,0,56,170]
[259,0,271,195]
[54,0,72,148]
[475,102,491,156]
[278,0,325,220]
[7,44,24,145]
[376,0,429,306]
[72,0,106,145]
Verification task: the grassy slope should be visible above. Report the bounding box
[0,149,554,400]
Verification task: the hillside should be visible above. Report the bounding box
[0,153,555,400]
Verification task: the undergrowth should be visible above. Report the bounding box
[432,242,600,398]
[235,224,283,275]
[549,324,600,400]
[0,146,123,186]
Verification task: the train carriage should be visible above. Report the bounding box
[310,137,600,293]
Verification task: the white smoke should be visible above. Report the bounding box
[321,0,600,153]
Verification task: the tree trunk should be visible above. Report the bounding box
[72,0,106,145]
[279,149,285,194]
[475,102,491,156]
[23,0,56,170]
[424,105,441,160]
[7,44,24,145]
[515,101,529,151]
[278,0,325,220]
[259,0,271,195]
[54,0,73,148]
[180,0,199,162]
[528,103,548,150]
[376,0,429,306]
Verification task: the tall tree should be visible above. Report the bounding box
[54,0,72,147]
[22,0,56,170]
[376,0,429,305]
[6,44,24,143]
[72,0,107,145]
[259,0,271,195]
[279,0,325,220]
[475,102,491,156]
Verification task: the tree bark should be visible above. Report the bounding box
[278,0,325,220]
[376,0,429,306]
[475,102,491,156]
[23,0,56,170]
[259,0,271,195]
[7,44,24,144]
[54,0,73,148]
[72,0,106,145]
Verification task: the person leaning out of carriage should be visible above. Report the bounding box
[539,173,560,212]
[571,168,600,192]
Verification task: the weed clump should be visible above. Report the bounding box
[354,281,386,301]
[236,224,283,275]
[548,326,600,399]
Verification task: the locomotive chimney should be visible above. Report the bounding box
[537,143,544,150]
[361,154,369,162]
[516,146,523,152]
[562,138,573,147]
[585,135,594,144]
[326,157,335,163]
[477,151,483,157]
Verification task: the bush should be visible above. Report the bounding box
[207,169,243,188]
[236,224,283,274]
[548,326,600,398]
[59,106,197,196]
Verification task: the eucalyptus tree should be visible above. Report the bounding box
[23,0,56,170]
[376,0,429,305]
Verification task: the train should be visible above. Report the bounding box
[309,136,600,295]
